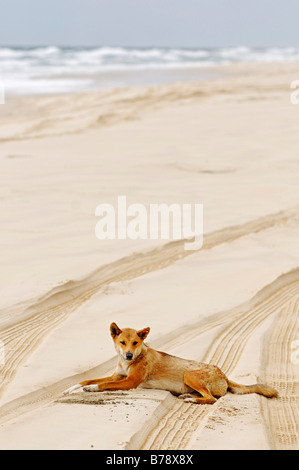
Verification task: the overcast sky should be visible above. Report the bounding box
[0,0,299,48]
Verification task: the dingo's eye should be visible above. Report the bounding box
[132,341,138,346]
[120,341,126,345]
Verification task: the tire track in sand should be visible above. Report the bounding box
[2,268,299,443]
[0,205,298,401]
[138,269,299,450]
[260,292,299,449]
[0,206,298,433]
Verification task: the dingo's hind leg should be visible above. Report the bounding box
[183,370,217,404]
[178,393,196,400]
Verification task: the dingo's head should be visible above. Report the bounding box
[110,322,150,362]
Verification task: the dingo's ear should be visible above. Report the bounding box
[137,327,150,340]
[110,322,122,338]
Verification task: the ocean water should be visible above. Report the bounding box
[0,45,299,96]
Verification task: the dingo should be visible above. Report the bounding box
[64,322,278,403]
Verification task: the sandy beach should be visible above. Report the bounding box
[0,62,299,450]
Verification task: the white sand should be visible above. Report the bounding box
[0,62,298,449]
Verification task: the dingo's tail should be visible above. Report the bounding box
[227,380,278,398]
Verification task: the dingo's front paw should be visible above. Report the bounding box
[63,384,81,395]
[83,384,99,392]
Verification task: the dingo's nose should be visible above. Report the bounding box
[126,352,133,360]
